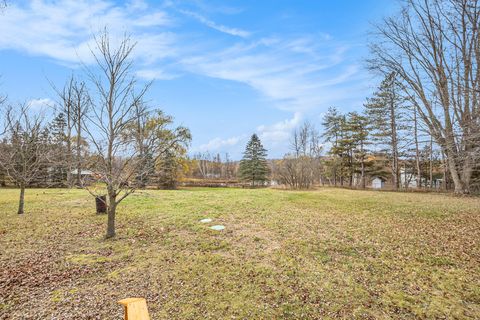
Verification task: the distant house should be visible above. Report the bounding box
[71,170,96,184]
[400,168,443,189]
[71,169,94,177]
[371,176,386,189]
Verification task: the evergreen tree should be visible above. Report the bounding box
[346,112,370,188]
[49,113,68,185]
[329,114,349,186]
[322,107,343,185]
[239,134,269,187]
[364,72,406,190]
[157,149,179,189]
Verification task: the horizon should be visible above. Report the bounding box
[0,0,399,160]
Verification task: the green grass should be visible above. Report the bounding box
[0,187,479,319]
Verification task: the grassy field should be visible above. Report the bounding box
[0,187,479,319]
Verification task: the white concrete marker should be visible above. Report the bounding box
[200,218,212,223]
[210,225,225,231]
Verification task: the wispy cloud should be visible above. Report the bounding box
[179,9,250,38]
[0,0,174,65]
[0,1,369,158]
[135,69,178,81]
[194,135,246,152]
[181,36,363,113]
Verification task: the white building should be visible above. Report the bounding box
[371,177,385,189]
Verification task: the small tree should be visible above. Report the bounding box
[0,105,51,214]
[239,134,269,187]
[156,149,179,189]
[322,107,343,186]
[83,30,150,238]
[53,76,91,187]
[83,30,191,238]
[278,121,323,189]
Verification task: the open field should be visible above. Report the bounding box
[0,188,479,319]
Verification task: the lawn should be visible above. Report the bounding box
[0,187,479,319]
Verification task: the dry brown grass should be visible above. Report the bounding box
[0,187,479,319]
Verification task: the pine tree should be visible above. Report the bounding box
[346,112,370,188]
[239,134,269,187]
[364,72,406,190]
[157,149,179,189]
[49,113,68,185]
[322,107,343,186]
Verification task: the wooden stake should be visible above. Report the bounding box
[118,298,150,320]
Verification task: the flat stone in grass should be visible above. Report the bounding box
[210,225,225,231]
[200,218,212,223]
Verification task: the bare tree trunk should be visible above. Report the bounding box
[441,151,448,191]
[66,133,73,187]
[76,132,82,186]
[65,101,73,188]
[18,184,25,215]
[106,202,116,238]
[360,141,366,189]
[429,135,433,189]
[390,93,399,190]
[75,101,83,187]
[413,105,421,188]
[105,185,117,238]
[333,163,337,186]
[444,137,465,194]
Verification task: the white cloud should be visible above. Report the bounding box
[257,112,302,145]
[27,98,55,110]
[0,1,363,116]
[0,0,174,65]
[0,1,369,158]
[179,10,250,38]
[194,135,246,152]
[136,69,178,81]
[181,36,363,113]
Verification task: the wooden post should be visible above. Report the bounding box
[118,298,150,320]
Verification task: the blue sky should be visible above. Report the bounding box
[0,0,398,159]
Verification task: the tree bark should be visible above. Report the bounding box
[361,164,365,189]
[429,135,433,189]
[18,184,25,214]
[76,119,82,187]
[106,191,116,239]
[390,88,399,190]
[66,125,73,188]
[413,105,421,188]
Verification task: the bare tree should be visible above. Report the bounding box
[0,104,50,214]
[52,76,90,187]
[83,30,150,238]
[195,152,213,178]
[278,121,322,189]
[53,77,73,186]
[72,79,90,186]
[368,0,480,194]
